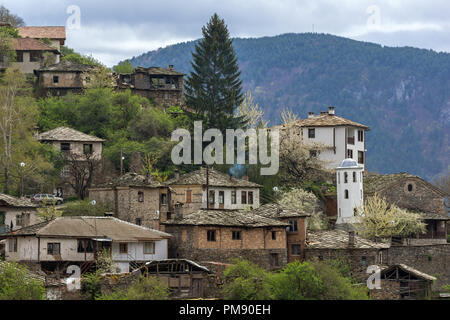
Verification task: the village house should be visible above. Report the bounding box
[18,26,66,52]
[37,126,104,197]
[89,173,172,230]
[364,172,449,245]
[115,65,184,106]
[251,203,310,262]
[271,107,370,170]
[370,264,436,300]
[0,216,171,274]
[162,209,289,270]
[0,37,60,74]
[34,61,93,96]
[0,193,39,234]
[304,230,390,281]
[166,167,261,217]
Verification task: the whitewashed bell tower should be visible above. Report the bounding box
[336,158,364,224]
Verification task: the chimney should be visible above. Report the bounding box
[174,169,180,180]
[242,175,248,181]
[328,106,335,115]
[320,111,327,115]
[168,65,174,71]
[308,112,315,119]
[174,202,183,220]
[348,231,355,247]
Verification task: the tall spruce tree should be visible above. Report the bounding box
[185,13,246,132]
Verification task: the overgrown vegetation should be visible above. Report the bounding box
[0,261,46,300]
[222,259,368,300]
[97,276,170,300]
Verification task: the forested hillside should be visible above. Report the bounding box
[128,33,450,180]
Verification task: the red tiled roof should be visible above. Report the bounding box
[12,38,59,52]
[18,26,66,40]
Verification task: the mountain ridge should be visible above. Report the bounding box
[128,33,450,180]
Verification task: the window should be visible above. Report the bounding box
[407,184,413,192]
[292,244,301,256]
[77,240,84,253]
[362,256,367,265]
[207,230,216,242]
[218,191,224,204]
[16,51,23,62]
[353,172,356,183]
[358,130,364,142]
[248,191,253,205]
[186,190,192,203]
[272,231,277,240]
[16,214,23,227]
[344,189,349,199]
[308,128,315,139]
[8,238,17,252]
[344,172,348,183]
[143,242,155,254]
[83,144,93,154]
[119,243,128,254]
[47,243,60,255]
[358,151,364,164]
[347,149,353,159]
[379,252,383,264]
[86,240,93,253]
[309,150,317,158]
[60,166,70,177]
[30,51,41,62]
[287,219,298,232]
[161,193,167,205]
[271,253,280,267]
[231,191,236,204]
[138,191,144,202]
[209,190,215,205]
[135,218,142,226]
[53,75,59,83]
[241,191,247,204]
[232,231,241,240]
[60,143,70,152]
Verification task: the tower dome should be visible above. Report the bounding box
[339,158,358,168]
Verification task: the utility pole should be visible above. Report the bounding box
[206,165,209,209]
[120,149,124,176]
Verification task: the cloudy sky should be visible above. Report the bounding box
[3,0,450,66]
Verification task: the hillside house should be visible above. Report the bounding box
[162,209,289,270]
[37,126,104,197]
[34,61,93,96]
[115,65,184,106]
[0,194,39,234]
[271,107,370,170]
[364,172,449,245]
[18,26,66,52]
[304,230,390,281]
[166,167,261,217]
[0,216,171,274]
[89,173,172,230]
[251,203,310,262]
[0,38,60,74]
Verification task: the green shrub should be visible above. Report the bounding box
[0,261,46,300]
[62,199,112,216]
[97,276,170,300]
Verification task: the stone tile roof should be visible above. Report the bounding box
[35,61,93,73]
[380,264,436,282]
[414,212,450,221]
[18,26,66,40]
[251,203,311,219]
[363,172,446,196]
[4,216,171,241]
[12,38,59,52]
[271,114,369,130]
[166,167,261,188]
[0,193,37,208]
[94,172,163,188]
[37,126,105,142]
[135,66,184,76]
[306,229,390,249]
[162,209,289,228]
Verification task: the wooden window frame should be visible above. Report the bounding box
[207,230,216,242]
[143,241,155,254]
[119,243,128,254]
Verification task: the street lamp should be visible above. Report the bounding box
[20,162,25,197]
